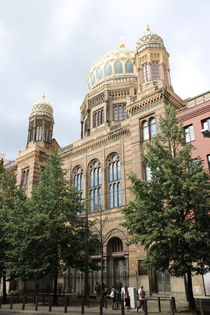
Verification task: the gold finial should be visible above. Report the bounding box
[42,92,46,101]
[146,24,151,32]
[119,35,125,48]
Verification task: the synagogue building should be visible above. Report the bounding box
[3,26,210,299]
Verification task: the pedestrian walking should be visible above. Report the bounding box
[137,285,145,312]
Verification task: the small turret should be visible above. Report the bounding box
[135,26,172,93]
[27,93,54,148]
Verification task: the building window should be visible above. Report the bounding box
[21,168,29,186]
[145,166,152,181]
[125,60,134,73]
[93,108,104,127]
[207,155,210,172]
[89,160,102,212]
[113,104,127,121]
[138,260,147,275]
[202,118,210,130]
[35,126,42,141]
[142,63,148,83]
[184,125,195,143]
[107,237,123,253]
[108,154,122,208]
[142,117,157,141]
[114,61,123,74]
[151,62,160,80]
[73,166,83,200]
[105,63,112,77]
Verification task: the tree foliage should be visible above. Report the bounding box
[122,106,210,309]
[5,152,96,303]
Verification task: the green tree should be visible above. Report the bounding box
[122,106,210,311]
[0,167,26,302]
[6,152,95,305]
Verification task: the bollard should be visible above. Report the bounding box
[64,295,68,313]
[172,297,176,313]
[143,299,148,315]
[158,297,161,312]
[170,298,175,315]
[10,294,13,310]
[104,296,107,309]
[99,296,103,315]
[49,295,52,312]
[199,299,204,315]
[35,295,38,311]
[22,295,26,310]
[43,294,45,305]
[121,298,125,315]
[81,296,85,314]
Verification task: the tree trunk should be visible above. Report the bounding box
[186,271,196,311]
[2,275,7,304]
[53,270,58,306]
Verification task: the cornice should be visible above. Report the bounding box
[177,104,210,122]
[127,87,185,116]
[60,127,130,159]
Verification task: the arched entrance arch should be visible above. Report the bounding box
[106,236,128,288]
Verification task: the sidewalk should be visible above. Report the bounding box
[0,301,196,315]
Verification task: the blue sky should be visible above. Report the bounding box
[0,0,209,160]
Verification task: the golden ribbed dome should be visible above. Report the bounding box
[87,44,135,91]
[30,94,53,118]
[136,25,165,52]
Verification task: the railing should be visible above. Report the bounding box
[0,294,178,314]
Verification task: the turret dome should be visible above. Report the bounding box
[87,42,135,91]
[30,94,53,118]
[136,25,165,53]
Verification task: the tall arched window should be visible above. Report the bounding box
[149,118,157,138]
[142,121,149,141]
[108,154,122,208]
[151,61,160,80]
[89,160,102,212]
[73,166,83,200]
[142,63,148,82]
[114,61,123,74]
[35,126,42,141]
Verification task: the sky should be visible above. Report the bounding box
[0,0,210,161]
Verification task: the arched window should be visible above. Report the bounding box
[89,160,102,212]
[105,63,112,77]
[73,166,83,200]
[108,154,122,208]
[142,63,148,82]
[114,61,123,74]
[35,126,42,141]
[149,118,157,138]
[142,121,149,141]
[107,237,123,253]
[125,60,134,73]
[151,61,160,80]
[142,118,157,141]
[96,67,103,81]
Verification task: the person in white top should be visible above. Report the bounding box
[137,285,145,312]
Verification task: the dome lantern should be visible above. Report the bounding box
[136,26,165,53]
